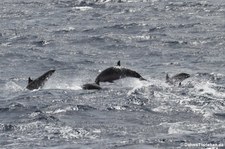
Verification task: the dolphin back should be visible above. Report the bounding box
[95,67,122,85]
[122,68,146,80]
[166,73,190,84]
[171,73,190,82]
[82,83,102,90]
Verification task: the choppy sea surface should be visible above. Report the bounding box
[1,0,225,148]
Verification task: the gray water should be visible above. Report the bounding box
[1,0,225,148]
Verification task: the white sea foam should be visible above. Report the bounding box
[73,6,93,11]
[44,77,82,90]
[4,81,23,92]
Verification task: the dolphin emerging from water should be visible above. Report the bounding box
[166,73,190,85]
[95,61,146,85]
[26,70,55,90]
[82,83,102,90]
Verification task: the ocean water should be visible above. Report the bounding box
[1,0,225,148]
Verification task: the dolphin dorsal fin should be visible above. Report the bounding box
[178,82,182,87]
[166,74,169,82]
[28,77,33,84]
[117,61,121,66]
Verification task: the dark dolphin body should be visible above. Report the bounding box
[166,73,190,85]
[82,83,102,90]
[26,70,55,90]
[95,61,146,85]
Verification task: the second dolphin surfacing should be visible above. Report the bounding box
[166,73,190,85]
[82,83,102,90]
[95,61,146,85]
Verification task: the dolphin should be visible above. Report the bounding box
[82,83,102,90]
[166,73,190,85]
[95,61,146,85]
[26,70,55,90]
